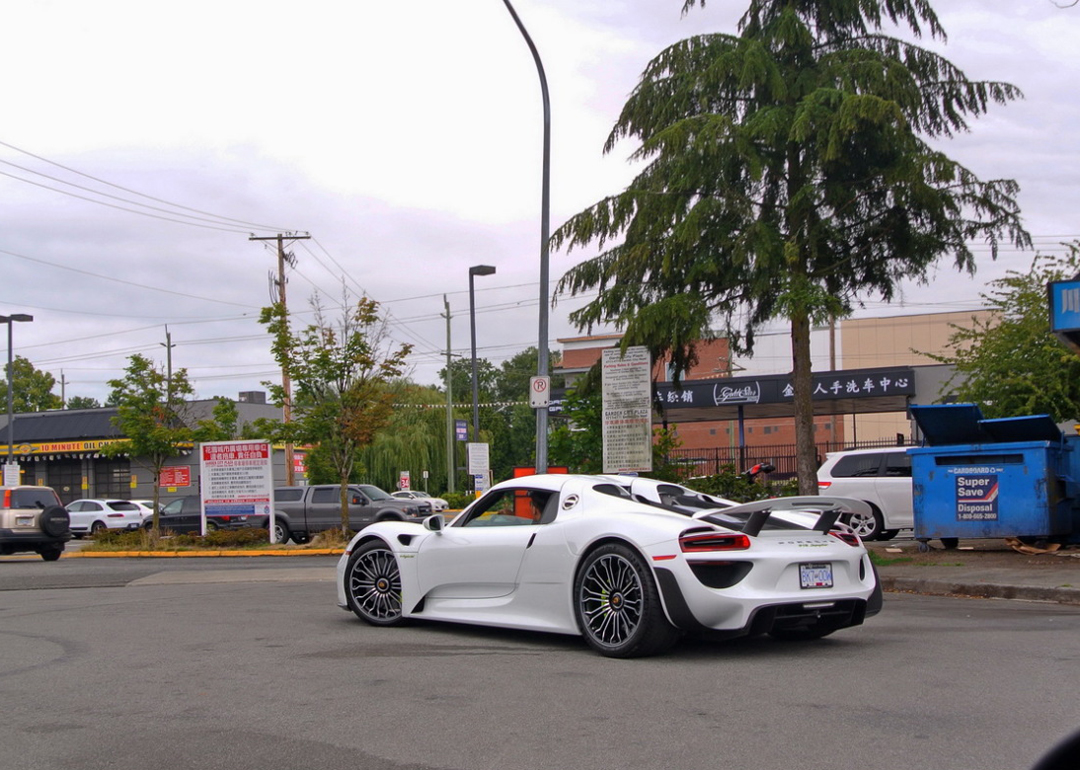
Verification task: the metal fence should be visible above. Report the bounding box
[668,436,913,479]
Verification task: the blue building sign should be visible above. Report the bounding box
[1049,279,1080,354]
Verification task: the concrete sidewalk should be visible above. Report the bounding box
[867,539,1080,605]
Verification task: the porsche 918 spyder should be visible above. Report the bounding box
[336,474,882,658]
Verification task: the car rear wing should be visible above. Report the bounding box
[699,496,872,537]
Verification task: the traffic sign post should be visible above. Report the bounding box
[529,376,551,408]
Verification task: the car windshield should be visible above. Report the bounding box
[357,485,392,501]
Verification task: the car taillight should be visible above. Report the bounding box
[2,489,9,508]
[818,481,832,489]
[107,513,125,518]
[680,532,751,552]
[830,530,861,547]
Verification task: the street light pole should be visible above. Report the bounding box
[468,265,496,444]
[2,313,34,475]
[501,0,552,472]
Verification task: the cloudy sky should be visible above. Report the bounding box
[2,0,1078,406]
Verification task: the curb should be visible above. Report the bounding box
[881,576,1080,606]
[65,549,345,559]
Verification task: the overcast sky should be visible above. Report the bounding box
[2,0,1078,406]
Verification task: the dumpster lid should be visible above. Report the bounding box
[980,414,1063,444]
[910,403,988,446]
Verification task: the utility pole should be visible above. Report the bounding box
[161,326,174,395]
[60,371,66,408]
[443,296,455,494]
[250,233,310,486]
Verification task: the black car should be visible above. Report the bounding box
[146,496,264,534]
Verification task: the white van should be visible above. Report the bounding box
[816,447,913,540]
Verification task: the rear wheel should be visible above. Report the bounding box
[90,521,107,536]
[574,543,680,658]
[273,520,291,545]
[205,520,219,533]
[39,545,64,562]
[344,541,405,626]
[846,505,884,540]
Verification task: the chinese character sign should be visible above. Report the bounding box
[602,346,652,473]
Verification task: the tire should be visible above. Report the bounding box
[573,543,681,658]
[877,529,899,541]
[39,545,64,562]
[344,540,406,626]
[273,520,291,545]
[769,626,837,642]
[846,505,883,540]
[205,520,219,533]
[941,537,959,550]
[292,533,310,545]
[90,521,107,536]
[40,506,70,537]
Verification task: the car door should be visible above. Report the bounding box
[305,487,358,532]
[66,501,91,531]
[874,450,914,529]
[415,487,552,600]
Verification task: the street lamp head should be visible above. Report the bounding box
[469,265,496,278]
[0,314,33,324]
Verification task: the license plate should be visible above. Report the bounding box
[799,562,833,589]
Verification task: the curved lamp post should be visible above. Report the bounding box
[501,0,551,473]
[468,265,496,444]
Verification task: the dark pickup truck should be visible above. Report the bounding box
[268,484,428,544]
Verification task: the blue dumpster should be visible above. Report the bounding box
[909,404,1080,548]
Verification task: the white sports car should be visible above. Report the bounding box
[336,474,882,658]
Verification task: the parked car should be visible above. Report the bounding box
[131,499,160,522]
[337,474,881,658]
[0,485,71,561]
[66,499,144,537]
[391,490,448,512]
[817,447,914,540]
[270,484,426,545]
[147,496,264,534]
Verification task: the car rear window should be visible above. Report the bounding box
[106,501,140,511]
[275,489,304,502]
[830,453,883,478]
[10,488,61,509]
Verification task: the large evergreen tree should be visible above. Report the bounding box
[552,0,1030,492]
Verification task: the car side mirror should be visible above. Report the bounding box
[423,514,444,534]
[351,495,363,505]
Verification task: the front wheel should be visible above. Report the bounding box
[344,541,405,626]
[574,543,680,658]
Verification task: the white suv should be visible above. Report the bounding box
[817,447,913,541]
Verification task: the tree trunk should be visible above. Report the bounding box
[790,310,819,495]
[339,472,350,535]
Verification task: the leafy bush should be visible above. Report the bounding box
[688,466,798,502]
[442,491,474,511]
[83,526,271,551]
[309,528,354,548]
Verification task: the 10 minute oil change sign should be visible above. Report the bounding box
[950,467,1002,521]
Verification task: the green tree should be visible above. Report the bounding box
[0,356,63,412]
[928,245,1080,421]
[552,0,1029,493]
[357,382,451,492]
[101,354,194,532]
[260,293,411,532]
[66,395,101,410]
[193,398,241,442]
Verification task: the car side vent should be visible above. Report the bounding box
[397,534,416,546]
